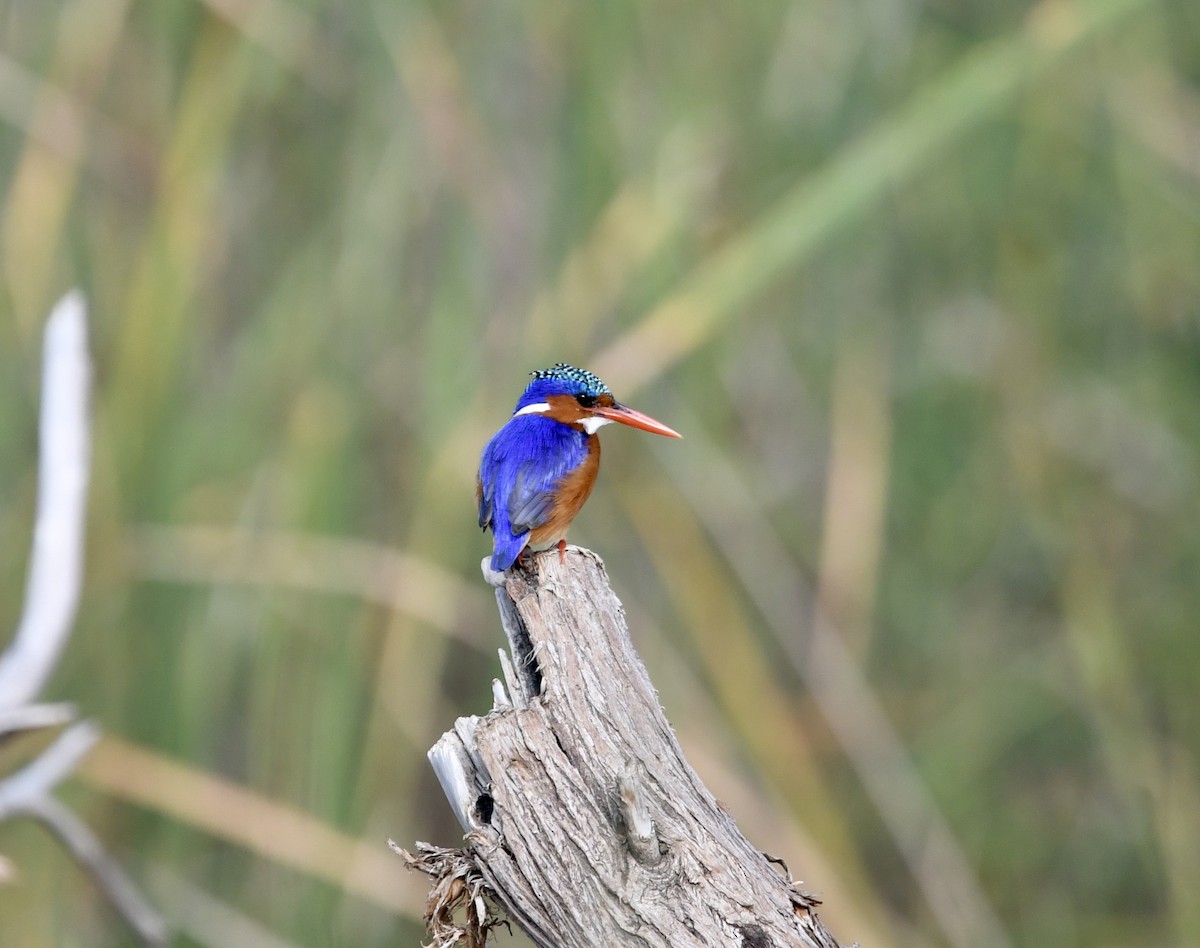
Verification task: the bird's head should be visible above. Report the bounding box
[513,363,682,438]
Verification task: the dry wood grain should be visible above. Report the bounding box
[410,546,846,948]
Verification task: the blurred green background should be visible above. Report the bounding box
[2,0,1199,945]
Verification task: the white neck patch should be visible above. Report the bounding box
[513,402,551,417]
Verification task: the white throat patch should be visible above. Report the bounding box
[579,415,614,435]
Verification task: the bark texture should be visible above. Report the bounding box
[422,546,844,948]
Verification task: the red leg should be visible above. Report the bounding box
[557,538,567,563]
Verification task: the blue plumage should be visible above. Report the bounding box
[478,413,590,570]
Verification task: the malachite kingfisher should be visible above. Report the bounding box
[477,363,682,572]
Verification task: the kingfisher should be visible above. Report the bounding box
[477,363,682,572]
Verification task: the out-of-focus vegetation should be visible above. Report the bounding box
[2,0,1198,944]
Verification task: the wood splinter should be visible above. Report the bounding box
[616,769,662,866]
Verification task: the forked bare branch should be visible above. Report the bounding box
[0,291,167,945]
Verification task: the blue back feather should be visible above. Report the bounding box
[478,413,590,570]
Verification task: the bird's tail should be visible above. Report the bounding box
[490,531,528,572]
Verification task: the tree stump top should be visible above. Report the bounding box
[418,547,844,948]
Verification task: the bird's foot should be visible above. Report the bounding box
[557,539,567,564]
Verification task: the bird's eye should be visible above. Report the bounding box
[575,394,597,408]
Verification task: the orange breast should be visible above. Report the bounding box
[527,435,601,548]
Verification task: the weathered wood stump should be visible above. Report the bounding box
[406,546,844,948]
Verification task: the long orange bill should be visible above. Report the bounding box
[591,403,683,438]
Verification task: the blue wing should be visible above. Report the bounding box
[477,415,589,570]
[508,461,561,534]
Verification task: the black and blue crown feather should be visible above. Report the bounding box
[529,363,612,397]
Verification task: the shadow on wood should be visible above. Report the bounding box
[402,545,845,948]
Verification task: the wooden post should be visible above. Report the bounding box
[406,546,844,948]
